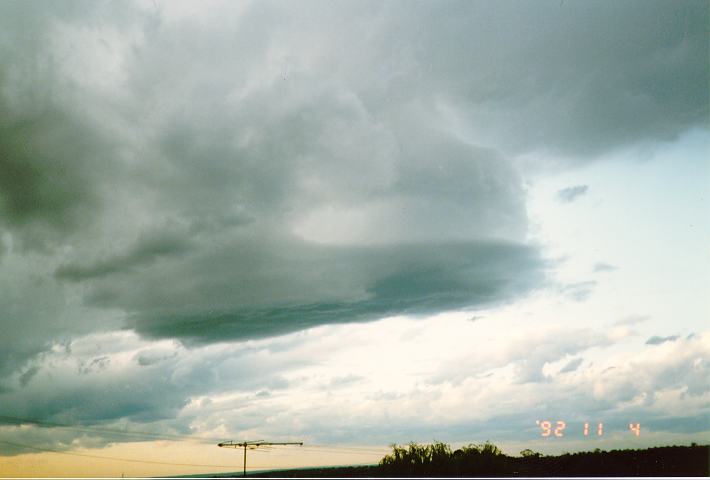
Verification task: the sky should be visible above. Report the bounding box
[0,0,708,477]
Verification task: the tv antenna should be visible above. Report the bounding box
[218,440,303,476]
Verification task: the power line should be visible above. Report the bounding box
[0,439,242,469]
[305,444,388,454]
[0,414,390,461]
[296,447,384,456]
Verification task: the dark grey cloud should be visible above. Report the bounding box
[55,230,193,282]
[0,1,707,450]
[18,367,39,388]
[120,240,545,344]
[0,1,131,252]
[399,0,709,158]
[134,350,177,367]
[0,0,705,355]
[0,250,117,381]
[0,99,104,250]
[0,2,539,370]
[646,335,680,345]
[557,185,589,203]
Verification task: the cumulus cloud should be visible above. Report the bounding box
[274,330,710,445]
[1,316,708,455]
[427,324,615,386]
[592,333,710,403]
[0,329,312,454]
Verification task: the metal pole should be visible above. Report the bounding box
[243,443,247,477]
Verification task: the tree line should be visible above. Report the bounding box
[377,441,708,477]
[226,441,708,477]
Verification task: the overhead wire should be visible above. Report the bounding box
[308,444,388,453]
[0,438,298,472]
[0,413,391,464]
[297,447,384,456]
[0,439,243,469]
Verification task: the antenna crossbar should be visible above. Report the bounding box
[217,440,303,476]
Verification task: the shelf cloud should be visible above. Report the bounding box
[0,0,707,457]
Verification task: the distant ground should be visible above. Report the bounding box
[204,443,708,477]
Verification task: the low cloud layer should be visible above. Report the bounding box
[1,324,708,455]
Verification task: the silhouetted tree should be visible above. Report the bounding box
[375,442,708,477]
[520,448,542,458]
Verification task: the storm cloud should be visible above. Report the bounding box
[0,0,707,454]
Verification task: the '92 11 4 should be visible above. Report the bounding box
[536,420,641,437]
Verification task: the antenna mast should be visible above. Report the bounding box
[218,440,303,476]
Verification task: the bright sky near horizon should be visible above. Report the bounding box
[0,0,708,477]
